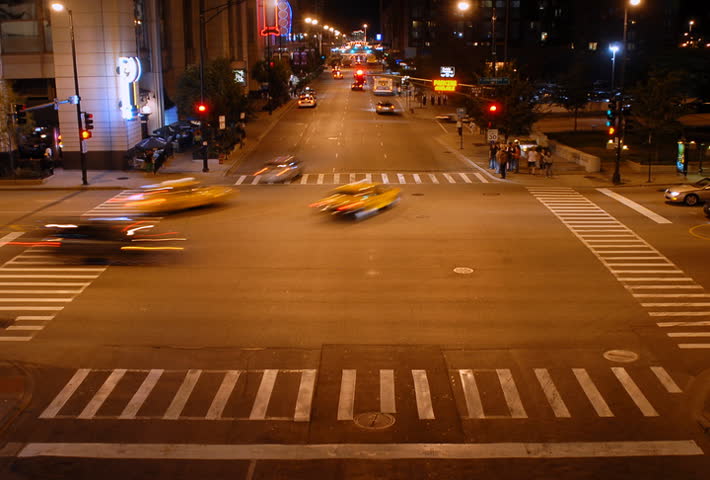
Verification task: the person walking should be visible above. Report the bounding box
[512,141,521,173]
[497,146,508,179]
[544,148,553,178]
[527,147,538,175]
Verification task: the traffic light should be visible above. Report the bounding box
[488,103,500,114]
[606,100,618,128]
[196,103,207,114]
[14,104,27,124]
[80,129,92,140]
[83,112,94,130]
[607,126,616,137]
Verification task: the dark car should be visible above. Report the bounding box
[351,82,364,91]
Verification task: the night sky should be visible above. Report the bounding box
[323,0,380,35]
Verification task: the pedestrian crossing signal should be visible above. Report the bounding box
[608,126,616,136]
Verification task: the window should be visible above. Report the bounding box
[0,0,49,53]
[588,42,598,51]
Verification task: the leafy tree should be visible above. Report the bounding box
[556,61,594,132]
[252,58,292,109]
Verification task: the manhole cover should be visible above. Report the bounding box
[116,177,129,180]
[483,192,501,196]
[454,267,474,274]
[411,193,424,196]
[353,412,395,430]
[603,350,639,363]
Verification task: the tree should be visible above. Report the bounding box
[629,70,687,163]
[556,61,594,132]
[252,58,292,109]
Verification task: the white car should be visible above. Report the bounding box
[298,95,317,108]
[664,177,710,206]
[254,156,303,184]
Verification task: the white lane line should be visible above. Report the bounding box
[642,302,710,307]
[397,173,406,184]
[349,173,356,183]
[597,188,671,224]
[0,282,89,286]
[379,369,396,414]
[657,321,710,327]
[668,332,710,337]
[534,368,571,418]
[40,369,91,418]
[120,369,163,419]
[474,173,488,183]
[573,369,613,417]
[249,369,278,420]
[300,174,310,185]
[0,298,72,302]
[78,369,127,419]
[429,174,439,184]
[294,369,317,422]
[206,370,241,420]
[678,344,710,349]
[0,337,32,341]
[6,326,43,331]
[251,175,261,185]
[0,306,64,311]
[497,369,527,418]
[337,369,356,421]
[0,232,24,247]
[317,174,324,185]
[650,367,682,393]
[649,311,710,316]
[458,173,473,184]
[443,173,456,184]
[412,370,435,420]
[611,368,658,417]
[381,173,389,184]
[459,369,484,418]
[15,441,704,460]
[15,316,54,321]
[633,294,710,298]
[164,370,202,420]
[413,174,422,184]
[333,173,340,184]
[234,175,247,185]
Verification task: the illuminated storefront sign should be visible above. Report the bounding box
[258,0,280,36]
[233,69,246,85]
[277,0,292,37]
[433,79,457,92]
[117,56,142,120]
[440,66,455,78]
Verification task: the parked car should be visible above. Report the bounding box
[664,177,710,206]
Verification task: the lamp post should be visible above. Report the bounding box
[609,44,619,90]
[363,24,368,42]
[51,3,88,185]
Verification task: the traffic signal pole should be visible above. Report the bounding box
[65,8,88,185]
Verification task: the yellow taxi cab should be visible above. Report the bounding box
[332,70,344,80]
[124,177,235,213]
[309,181,401,219]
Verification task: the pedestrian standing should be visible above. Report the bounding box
[43,146,54,175]
[489,142,498,169]
[497,146,508,178]
[527,148,538,175]
[422,95,427,106]
[430,94,435,105]
[544,149,553,178]
[513,141,521,173]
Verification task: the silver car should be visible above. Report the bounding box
[664,177,710,206]
[255,156,303,184]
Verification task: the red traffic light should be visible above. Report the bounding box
[488,104,499,113]
[81,129,92,140]
[196,104,207,113]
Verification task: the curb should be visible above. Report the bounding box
[0,362,33,439]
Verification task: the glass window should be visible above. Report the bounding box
[0,0,50,53]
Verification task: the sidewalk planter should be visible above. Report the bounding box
[549,140,601,173]
[624,159,679,174]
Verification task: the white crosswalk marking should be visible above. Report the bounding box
[338,369,356,421]
[317,174,324,185]
[294,369,317,422]
[459,369,484,418]
[573,368,614,417]
[40,369,90,418]
[381,173,389,184]
[349,173,356,183]
[474,172,488,183]
[251,175,261,185]
[534,368,571,418]
[443,173,455,183]
[79,369,126,419]
[458,173,472,184]
[300,173,309,184]
[650,367,682,393]
[231,172,491,185]
[397,173,406,184]
[365,173,372,182]
[333,173,340,184]
[234,175,247,185]
[206,370,241,420]
[612,368,659,416]
[429,173,439,184]
[497,369,527,418]
[379,369,396,414]
[120,369,163,419]
[412,370,435,420]
[413,174,422,184]
[250,370,278,420]
[164,370,202,420]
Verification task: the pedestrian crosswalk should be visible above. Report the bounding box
[82,190,150,217]
[233,171,491,186]
[529,187,710,350]
[40,365,682,423]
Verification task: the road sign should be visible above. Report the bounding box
[479,77,510,85]
[456,108,466,119]
[487,129,499,142]
[433,79,457,92]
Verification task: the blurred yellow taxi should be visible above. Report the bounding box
[309,181,401,219]
[125,177,235,213]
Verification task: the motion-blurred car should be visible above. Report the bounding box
[351,82,364,91]
[309,181,401,219]
[376,101,396,114]
[332,70,344,80]
[704,202,710,217]
[435,113,457,123]
[43,217,186,262]
[664,177,710,206]
[124,177,235,213]
[298,95,317,108]
[254,155,302,183]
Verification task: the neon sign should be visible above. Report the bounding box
[433,79,457,92]
[117,56,142,120]
[258,0,280,36]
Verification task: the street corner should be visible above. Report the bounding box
[686,367,710,436]
[0,363,31,435]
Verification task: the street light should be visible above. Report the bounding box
[457,1,471,12]
[609,44,619,90]
[51,2,88,185]
[363,23,368,41]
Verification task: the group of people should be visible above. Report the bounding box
[489,141,553,179]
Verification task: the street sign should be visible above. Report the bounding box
[440,66,455,78]
[81,140,88,153]
[433,79,457,92]
[219,115,226,130]
[456,107,466,119]
[487,129,499,142]
[479,77,510,85]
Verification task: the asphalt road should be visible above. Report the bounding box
[0,71,709,478]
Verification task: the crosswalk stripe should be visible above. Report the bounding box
[294,370,317,422]
[642,302,710,307]
[413,174,422,184]
[317,174,324,185]
[0,282,90,286]
[573,368,614,417]
[40,369,90,418]
[0,298,72,302]
[251,175,261,185]
[459,369,484,418]
[612,368,659,417]
[630,285,702,289]
[650,367,682,393]
[349,173,355,183]
[412,370,435,420]
[458,173,472,184]
[78,369,126,419]
[7,325,44,331]
[0,306,64,311]
[443,173,455,184]
[0,232,24,247]
[381,173,389,184]
[0,336,32,341]
[668,332,710,337]
[379,369,396,414]
[678,344,710,349]
[0,275,100,279]
[333,173,340,184]
[120,369,163,419]
[337,369,356,421]
[429,174,439,184]
[649,311,710,316]
[474,173,488,183]
[657,320,710,327]
[365,173,372,182]
[534,368,571,418]
[15,316,54,321]
[300,174,309,184]
[633,294,710,298]
[250,370,278,420]
[206,370,241,420]
[234,175,246,185]
[164,370,201,420]
[497,369,527,418]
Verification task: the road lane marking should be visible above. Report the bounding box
[0,306,64,311]
[642,302,710,307]
[251,175,261,185]
[0,290,80,294]
[40,369,90,418]
[597,188,671,224]
[649,311,710,316]
[120,369,163,419]
[497,369,527,418]
[573,369,613,417]
[234,175,247,185]
[668,332,710,337]
[206,370,241,420]
[294,369,316,422]
[657,320,710,327]
[633,293,710,297]
[412,370,435,420]
[650,367,682,393]
[164,370,202,420]
[349,173,356,183]
[379,369,396,414]
[15,441,703,459]
[15,316,54,321]
[333,173,340,184]
[429,174,439,184]
[0,232,24,247]
[317,174,324,185]
[250,370,278,420]
[0,298,72,302]
[7,326,43,331]
[458,173,472,184]
[534,368,571,418]
[413,174,422,184]
[611,368,658,417]
[678,344,710,349]
[381,173,389,184]
[365,173,372,182]
[397,173,405,184]
[474,173,488,183]
[443,173,455,183]
[337,369,356,421]
[459,369,484,418]
[0,275,100,279]
[78,369,126,419]
[0,282,90,286]
[300,174,309,184]
[0,336,32,341]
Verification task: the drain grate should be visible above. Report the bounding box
[353,412,395,430]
